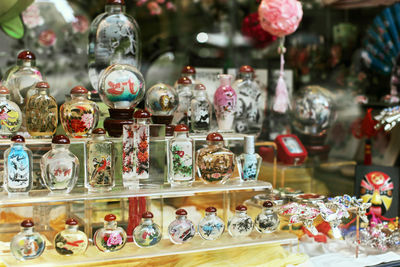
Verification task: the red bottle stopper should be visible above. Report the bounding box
[66,218,78,226]
[177,77,192,85]
[0,86,10,94]
[176,209,187,216]
[263,201,274,208]
[205,207,217,213]
[181,65,196,74]
[107,0,124,5]
[52,135,70,144]
[18,50,36,60]
[174,124,189,132]
[21,219,34,227]
[142,211,154,219]
[134,109,151,119]
[104,214,117,221]
[195,84,206,90]
[239,65,254,73]
[70,86,88,95]
[236,205,247,211]
[92,128,106,135]
[206,132,223,142]
[11,135,25,143]
[36,81,50,89]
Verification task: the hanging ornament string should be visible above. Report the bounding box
[273,37,290,113]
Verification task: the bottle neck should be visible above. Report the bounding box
[21,227,34,234]
[136,118,150,125]
[0,95,8,101]
[219,75,231,87]
[12,143,24,149]
[263,208,274,214]
[71,94,88,100]
[17,59,35,67]
[66,225,79,231]
[51,144,69,150]
[205,212,216,217]
[240,72,254,80]
[141,218,153,225]
[174,131,188,138]
[93,134,106,141]
[176,215,187,220]
[104,220,117,229]
[194,90,207,98]
[235,210,247,216]
[105,4,125,14]
[38,88,49,95]
[207,141,223,148]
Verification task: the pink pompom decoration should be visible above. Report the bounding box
[258,0,303,37]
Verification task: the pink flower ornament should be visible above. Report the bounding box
[258,0,303,37]
[107,232,123,246]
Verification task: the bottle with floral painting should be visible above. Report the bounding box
[4,135,33,194]
[86,128,114,192]
[40,135,79,194]
[10,220,45,261]
[214,74,237,132]
[198,207,225,240]
[26,81,58,138]
[60,86,99,138]
[54,218,88,256]
[94,214,127,252]
[168,124,194,186]
[0,85,22,136]
[134,109,150,181]
[168,209,195,244]
[133,211,162,248]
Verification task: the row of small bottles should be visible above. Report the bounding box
[11,202,279,261]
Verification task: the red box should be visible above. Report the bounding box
[274,134,308,165]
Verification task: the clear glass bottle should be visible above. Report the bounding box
[198,207,225,240]
[88,0,141,91]
[134,109,150,180]
[10,220,45,261]
[0,85,22,136]
[233,65,265,135]
[227,205,253,237]
[86,128,114,192]
[196,132,235,184]
[168,209,195,244]
[173,77,193,126]
[168,124,194,186]
[2,50,43,108]
[54,218,88,256]
[214,74,237,132]
[26,82,58,138]
[60,86,99,138]
[191,83,212,133]
[4,135,33,194]
[94,214,127,252]
[254,201,280,233]
[133,211,162,248]
[40,135,79,194]
[238,135,262,182]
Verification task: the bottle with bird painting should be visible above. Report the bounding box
[86,128,114,192]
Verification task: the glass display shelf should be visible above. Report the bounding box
[0,231,297,267]
[0,180,272,206]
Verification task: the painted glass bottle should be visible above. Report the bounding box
[0,85,22,136]
[227,205,253,237]
[86,128,114,192]
[214,74,237,132]
[88,0,141,91]
[254,201,280,234]
[54,218,88,256]
[133,211,162,248]
[191,83,212,133]
[4,135,33,194]
[198,207,225,240]
[168,124,194,187]
[173,77,193,126]
[26,82,58,138]
[40,135,79,194]
[233,65,265,135]
[134,109,150,180]
[10,220,45,261]
[60,86,99,138]
[2,50,43,108]
[196,133,235,184]
[94,214,127,252]
[168,209,195,244]
[238,135,262,182]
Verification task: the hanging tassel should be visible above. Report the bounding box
[273,37,290,113]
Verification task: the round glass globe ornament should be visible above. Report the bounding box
[145,83,179,124]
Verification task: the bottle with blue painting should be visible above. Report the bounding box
[238,135,262,182]
[133,211,162,248]
[3,135,33,194]
[198,207,225,240]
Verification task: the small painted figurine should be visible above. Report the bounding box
[238,135,262,182]
[0,85,22,136]
[227,205,253,237]
[94,214,127,252]
[168,209,196,244]
[60,85,99,138]
[196,132,235,184]
[40,135,79,194]
[10,220,45,261]
[198,207,225,240]
[4,135,33,194]
[254,201,280,233]
[86,128,114,192]
[133,211,162,248]
[54,218,88,256]
[168,124,194,186]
